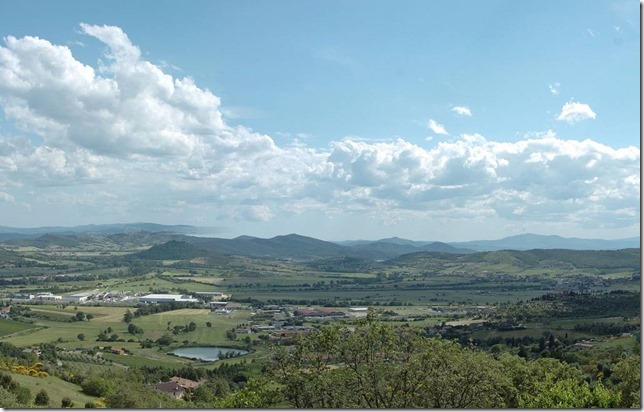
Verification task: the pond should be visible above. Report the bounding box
[168,346,249,362]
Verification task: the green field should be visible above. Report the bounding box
[0,318,39,337]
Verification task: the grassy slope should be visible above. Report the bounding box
[9,372,100,408]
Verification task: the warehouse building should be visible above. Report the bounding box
[138,294,199,304]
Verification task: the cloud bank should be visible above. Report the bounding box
[0,25,638,232]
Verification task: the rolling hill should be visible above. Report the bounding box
[387,248,641,271]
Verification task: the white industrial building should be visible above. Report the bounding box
[138,294,199,304]
[63,291,96,302]
[34,293,62,301]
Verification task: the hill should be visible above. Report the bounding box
[183,233,349,260]
[388,248,641,271]
[0,223,210,240]
[450,233,640,251]
[135,240,218,260]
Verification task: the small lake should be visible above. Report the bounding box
[169,346,248,362]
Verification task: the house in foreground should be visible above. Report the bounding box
[155,376,204,399]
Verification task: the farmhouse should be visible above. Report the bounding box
[169,376,203,389]
[138,294,199,304]
[155,382,186,399]
[155,376,204,399]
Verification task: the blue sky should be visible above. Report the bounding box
[0,0,639,241]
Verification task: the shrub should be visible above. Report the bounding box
[34,389,49,406]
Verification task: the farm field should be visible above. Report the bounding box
[0,318,39,337]
[0,233,639,408]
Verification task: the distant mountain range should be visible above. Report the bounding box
[0,223,213,241]
[448,233,640,251]
[338,233,639,252]
[0,223,639,261]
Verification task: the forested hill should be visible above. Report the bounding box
[388,248,641,270]
[135,240,220,261]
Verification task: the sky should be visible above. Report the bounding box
[0,0,639,241]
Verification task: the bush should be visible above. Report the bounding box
[81,377,115,397]
[34,389,50,406]
[61,397,74,408]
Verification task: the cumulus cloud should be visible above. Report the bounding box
[451,106,472,117]
[0,25,638,233]
[0,24,226,158]
[427,119,449,135]
[556,101,596,123]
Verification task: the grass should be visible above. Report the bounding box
[3,305,130,346]
[131,308,250,344]
[9,372,100,408]
[0,318,39,337]
[101,352,185,369]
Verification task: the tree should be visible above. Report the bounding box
[613,355,640,408]
[0,386,19,408]
[268,313,512,408]
[77,333,86,341]
[206,322,212,328]
[81,377,115,397]
[123,310,133,324]
[548,334,556,349]
[156,334,174,346]
[86,313,94,321]
[35,389,50,406]
[517,376,620,408]
[214,378,280,408]
[61,397,74,408]
[128,323,143,335]
[75,311,85,322]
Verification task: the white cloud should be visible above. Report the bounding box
[0,192,14,202]
[556,101,596,123]
[548,82,560,95]
[0,25,638,234]
[587,28,596,37]
[427,119,449,135]
[451,106,472,117]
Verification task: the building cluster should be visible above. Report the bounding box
[8,290,228,306]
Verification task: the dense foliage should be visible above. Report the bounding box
[266,314,640,408]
